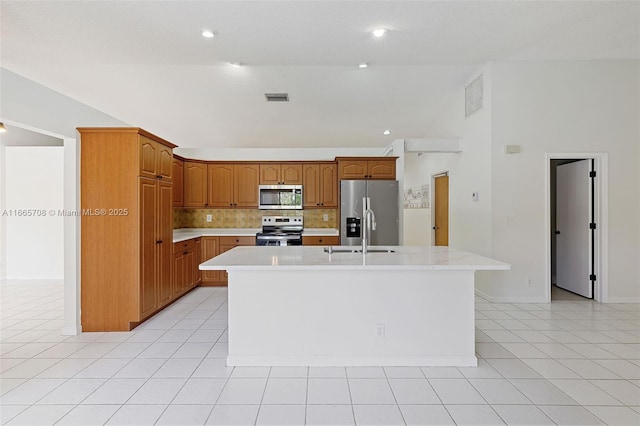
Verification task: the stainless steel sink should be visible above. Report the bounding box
[323,247,396,254]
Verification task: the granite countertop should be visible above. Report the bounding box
[199,245,511,271]
[173,227,339,243]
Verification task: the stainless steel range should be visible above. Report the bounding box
[255,216,303,246]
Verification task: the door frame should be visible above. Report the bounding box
[431,171,450,246]
[545,152,608,302]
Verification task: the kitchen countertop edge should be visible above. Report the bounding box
[173,227,339,243]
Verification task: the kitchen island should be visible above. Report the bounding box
[200,246,509,367]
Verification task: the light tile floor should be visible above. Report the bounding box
[1,280,639,425]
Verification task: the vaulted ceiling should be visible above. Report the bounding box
[2,1,638,148]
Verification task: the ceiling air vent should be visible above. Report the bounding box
[265,93,289,102]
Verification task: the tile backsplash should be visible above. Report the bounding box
[174,208,338,229]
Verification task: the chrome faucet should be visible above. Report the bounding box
[361,197,376,254]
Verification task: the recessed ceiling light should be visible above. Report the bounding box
[372,28,387,38]
[383,130,391,136]
[201,29,216,38]
[229,62,242,68]
[358,63,368,69]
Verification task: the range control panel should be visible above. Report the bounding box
[262,216,303,226]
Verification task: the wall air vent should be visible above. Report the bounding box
[265,93,289,102]
[465,74,483,117]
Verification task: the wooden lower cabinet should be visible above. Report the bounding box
[173,250,186,298]
[202,235,255,285]
[302,235,340,246]
[173,239,199,298]
[194,238,202,285]
[201,237,220,284]
[157,181,174,308]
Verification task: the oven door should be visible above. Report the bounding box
[256,233,302,246]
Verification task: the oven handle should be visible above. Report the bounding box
[256,235,301,241]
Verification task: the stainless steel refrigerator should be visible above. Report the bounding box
[340,180,399,246]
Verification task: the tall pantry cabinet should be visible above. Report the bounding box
[79,128,176,331]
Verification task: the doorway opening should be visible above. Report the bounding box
[546,153,608,303]
[0,120,80,334]
[432,172,449,246]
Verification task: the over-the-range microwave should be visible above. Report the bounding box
[258,185,303,210]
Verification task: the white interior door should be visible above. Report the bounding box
[556,160,593,298]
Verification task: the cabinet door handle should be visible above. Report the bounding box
[156,240,163,244]
[183,251,188,255]
[157,175,163,179]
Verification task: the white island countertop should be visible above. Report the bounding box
[173,228,339,243]
[199,245,510,271]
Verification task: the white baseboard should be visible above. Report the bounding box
[228,355,478,367]
[4,275,64,280]
[605,297,640,304]
[474,289,548,304]
[62,325,82,336]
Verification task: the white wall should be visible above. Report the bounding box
[425,65,495,291]
[5,147,64,278]
[0,139,5,278]
[403,152,460,246]
[490,61,640,302]
[0,69,127,138]
[1,69,129,333]
[427,60,640,303]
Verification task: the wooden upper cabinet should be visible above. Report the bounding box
[139,136,172,180]
[337,157,397,180]
[184,161,208,207]
[207,163,234,207]
[303,163,337,208]
[259,164,280,185]
[139,138,158,179]
[320,163,338,207]
[367,160,396,180]
[208,163,258,208]
[172,158,184,207]
[338,160,367,180]
[158,145,173,179]
[234,163,259,207]
[281,164,303,184]
[259,163,303,185]
[303,164,320,207]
